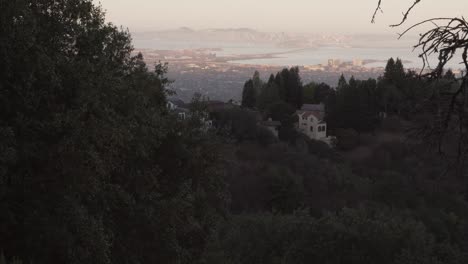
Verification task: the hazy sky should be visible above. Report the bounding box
[95,0,467,34]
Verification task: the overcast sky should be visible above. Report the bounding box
[95,0,467,34]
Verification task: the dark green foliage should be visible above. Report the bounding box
[252,70,264,93]
[327,77,379,134]
[302,82,332,104]
[204,207,465,264]
[325,59,439,136]
[325,59,435,136]
[222,141,368,215]
[444,69,456,80]
[376,57,427,116]
[0,252,22,264]
[0,1,226,263]
[335,128,360,150]
[249,67,303,111]
[2,1,468,262]
[307,138,341,161]
[213,108,259,141]
[257,74,281,111]
[267,102,296,124]
[302,82,317,104]
[338,74,348,89]
[211,58,468,264]
[256,126,278,146]
[242,79,257,108]
[266,102,298,142]
[314,83,333,104]
[278,67,304,109]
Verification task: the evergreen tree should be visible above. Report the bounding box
[444,69,456,80]
[252,70,263,93]
[383,57,396,81]
[337,74,348,90]
[242,79,257,108]
[272,68,303,109]
[379,58,407,115]
[0,1,227,263]
[303,82,317,104]
[257,74,280,110]
[393,58,405,85]
[289,67,303,109]
[330,77,379,133]
[349,75,357,88]
[314,83,332,104]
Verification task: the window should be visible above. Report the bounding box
[310,126,313,132]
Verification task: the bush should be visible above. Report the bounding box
[381,116,402,132]
[203,207,465,264]
[256,126,278,146]
[307,138,340,161]
[335,128,359,150]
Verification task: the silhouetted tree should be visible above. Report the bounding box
[372,0,468,170]
[242,79,257,108]
[337,74,348,90]
[0,1,227,263]
[257,74,281,110]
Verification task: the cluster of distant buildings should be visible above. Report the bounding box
[327,58,363,67]
[167,98,332,145]
[304,58,370,73]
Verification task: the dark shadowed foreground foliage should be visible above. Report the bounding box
[0,1,226,263]
[1,1,468,264]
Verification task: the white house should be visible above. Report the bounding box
[167,99,186,111]
[167,98,214,130]
[296,103,332,144]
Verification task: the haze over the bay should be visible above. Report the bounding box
[92,0,467,90]
[96,0,466,34]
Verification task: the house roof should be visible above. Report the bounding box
[298,110,325,121]
[301,103,325,112]
[168,98,186,108]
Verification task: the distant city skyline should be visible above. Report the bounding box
[95,0,466,34]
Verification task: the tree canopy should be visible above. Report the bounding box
[0,1,226,263]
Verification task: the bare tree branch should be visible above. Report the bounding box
[371,0,383,23]
[372,1,468,172]
[390,0,422,27]
[372,0,422,26]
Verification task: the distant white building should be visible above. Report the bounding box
[353,58,363,67]
[167,99,186,111]
[167,98,214,130]
[327,59,341,68]
[296,103,332,144]
[167,98,189,120]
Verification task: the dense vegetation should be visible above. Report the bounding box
[1,1,467,263]
[0,1,226,263]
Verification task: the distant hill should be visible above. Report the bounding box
[134,28,309,48]
[133,28,419,50]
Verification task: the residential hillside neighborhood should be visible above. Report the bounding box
[167,97,333,145]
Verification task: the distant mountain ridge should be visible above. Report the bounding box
[133,28,416,49]
[135,27,307,48]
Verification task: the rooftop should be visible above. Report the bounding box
[301,103,325,112]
